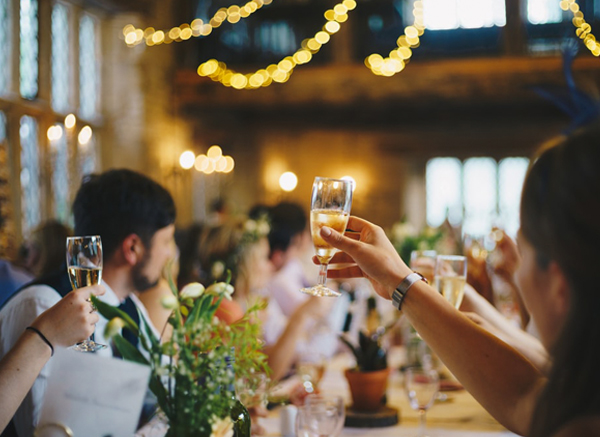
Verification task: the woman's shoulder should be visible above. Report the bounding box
[552,416,600,437]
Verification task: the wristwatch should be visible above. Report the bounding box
[391,272,428,310]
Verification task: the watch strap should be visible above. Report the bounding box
[391,272,427,310]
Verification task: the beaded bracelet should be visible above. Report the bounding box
[26,326,54,356]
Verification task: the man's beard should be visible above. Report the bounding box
[131,252,159,292]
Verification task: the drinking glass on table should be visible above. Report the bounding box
[404,367,440,437]
[66,236,106,352]
[297,396,345,437]
[297,352,326,393]
[301,177,353,297]
[305,394,345,437]
[434,255,467,309]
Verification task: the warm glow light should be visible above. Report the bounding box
[46,125,63,142]
[65,114,76,129]
[215,156,227,172]
[207,145,223,160]
[194,154,209,172]
[179,151,195,169]
[78,126,92,145]
[341,176,357,192]
[223,156,235,173]
[279,172,298,192]
[204,160,216,174]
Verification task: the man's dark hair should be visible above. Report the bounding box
[267,202,307,253]
[73,169,176,258]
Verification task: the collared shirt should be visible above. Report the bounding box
[0,280,154,437]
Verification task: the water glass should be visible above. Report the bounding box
[297,395,345,437]
[404,367,439,437]
[305,394,345,436]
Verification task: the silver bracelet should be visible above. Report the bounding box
[391,272,428,310]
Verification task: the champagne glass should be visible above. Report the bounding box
[434,255,467,309]
[66,236,106,352]
[404,367,439,437]
[301,177,353,297]
[410,250,437,283]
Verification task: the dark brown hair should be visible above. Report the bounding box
[522,124,600,436]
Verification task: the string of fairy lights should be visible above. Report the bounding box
[123,0,597,89]
[561,0,599,57]
[196,0,358,89]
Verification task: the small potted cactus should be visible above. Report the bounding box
[341,330,390,412]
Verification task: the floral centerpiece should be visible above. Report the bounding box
[93,276,269,437]
[389,220,444,264]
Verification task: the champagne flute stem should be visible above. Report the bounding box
[318,264,328,286]
[418,409,427,437]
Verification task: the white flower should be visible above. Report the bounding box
[392,222,416,242]
[211,261,226,279]
[180,282,205,299]
[210,416,234,437]
[244,220,257,232]
[206,282,235,300]
[104,317,125,339]
[161,295,179,310]
[257,221,270,236]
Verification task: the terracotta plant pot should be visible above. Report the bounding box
[344,367,391,412]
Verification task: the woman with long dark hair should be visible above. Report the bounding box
[320,125,600,436]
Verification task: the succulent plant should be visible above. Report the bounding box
[340,330,388,372]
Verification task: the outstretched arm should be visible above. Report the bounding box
[0,285,104,433]
[320,217,545,435]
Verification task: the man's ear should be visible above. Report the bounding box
[121,234,144,266]
[548,261,570,320]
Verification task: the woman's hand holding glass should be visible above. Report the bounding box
[301,177,353,297]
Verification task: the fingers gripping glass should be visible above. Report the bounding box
[301,177,353,297]
[66,236,106,352]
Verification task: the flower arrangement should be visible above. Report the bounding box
[93,275,270,437]
[389,220,444,264]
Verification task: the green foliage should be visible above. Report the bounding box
[93,276,270,436]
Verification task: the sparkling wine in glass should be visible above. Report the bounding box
[434,255,467,309]
[404,367,439,437]
[301,177,353,297]
[66,235,106,352]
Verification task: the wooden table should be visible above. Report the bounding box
[259,349,519,437]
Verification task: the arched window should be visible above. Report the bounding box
[79,14,99,120]
[426,156,529,237]
[52,2,71,113]
[0,0,11,96]
[20,115,40,236]
[19,0,38,100]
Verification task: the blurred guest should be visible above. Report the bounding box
[0,169,176,437]
[196,218,329,380]
[265,202,313,316]
[175,223,203,289]
[206,197,230,226]
[19,220,72,279]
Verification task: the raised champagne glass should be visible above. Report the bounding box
[301,177,353,297]
[66,235,106,352]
